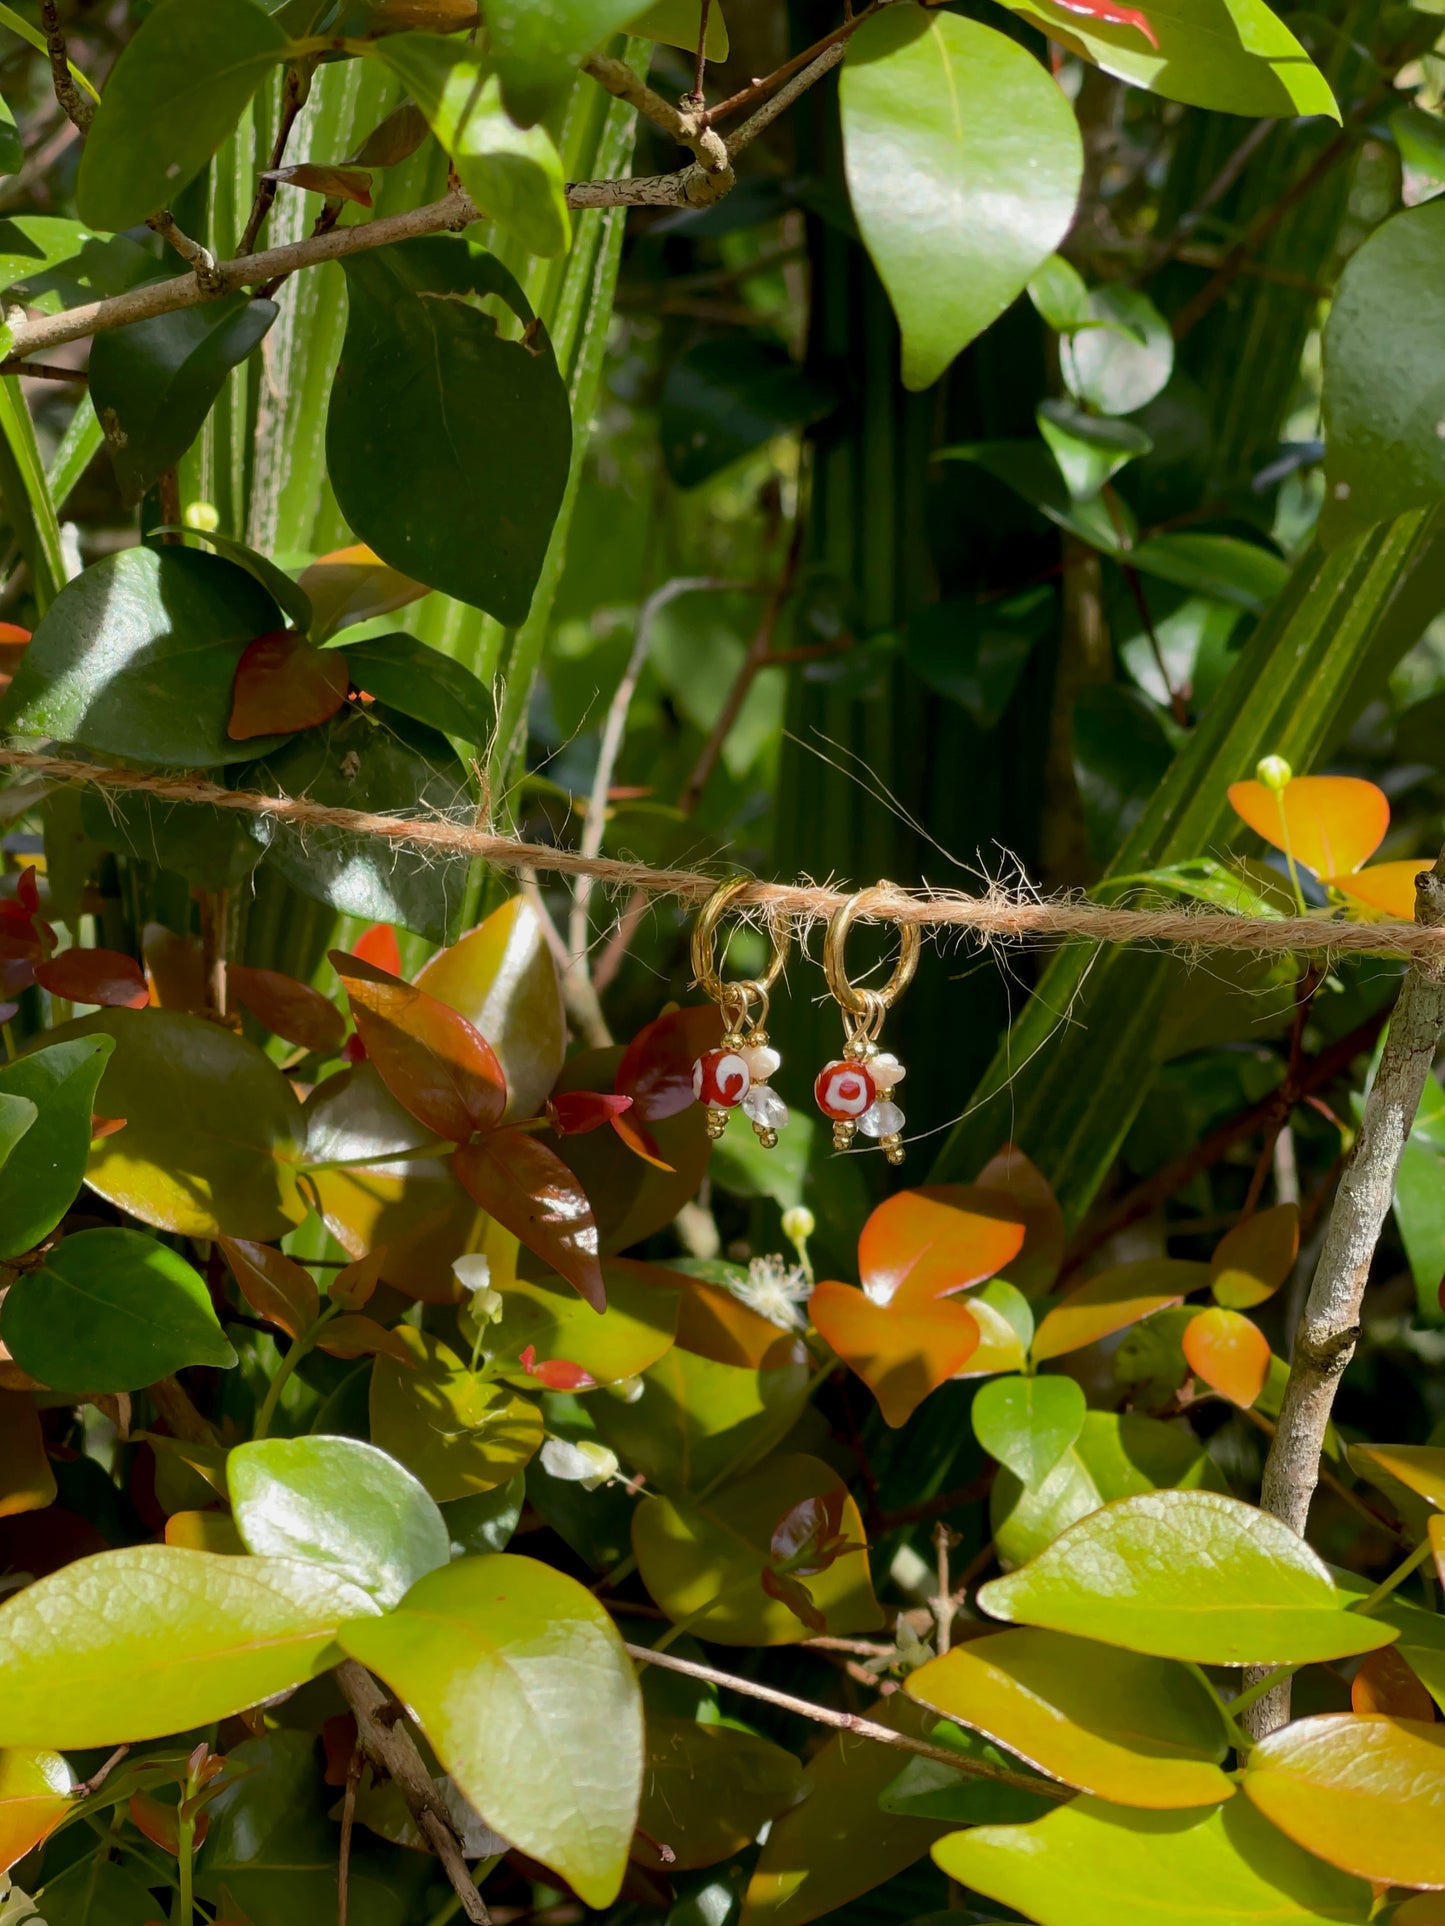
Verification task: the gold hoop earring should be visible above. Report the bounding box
[815,885,919,1165]
[689,877,791,1148]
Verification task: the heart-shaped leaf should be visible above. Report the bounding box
[972,1374,1088,1489]
[1226,775,1388,881]
[857,1186,1027,1310]
[810,1279,980,1427]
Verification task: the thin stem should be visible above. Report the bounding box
[238,65,307,257]
[253,1307,337,1440]
[338,1744,362,1926]
[1353,1536,1434,1616]
[692,0,712,100]
[176,1811,196,1923]
[38,0,94,132]
[1184,1662,1252,1753]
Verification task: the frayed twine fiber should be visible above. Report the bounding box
[5,746,1443,962]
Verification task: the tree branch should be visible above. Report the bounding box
[1250,851,1445,1734]
[336,1659,489,1925]
[38,0,92,133]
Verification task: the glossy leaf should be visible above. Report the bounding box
[481,0,649,124]
[1038,398,1152,500]
[991,0,1337,118]
[1244,1713,1445,1887]
[936,1794,1373,1926]
[340,1554,642,1906]
[76,0,290,230]
[1211,1203,1298,1308]
[0,1745,72,1873]
[328,236,570,625]
[378,36,570,256]
[1183,1307,1270,1407]
[1031,1259,1208,1361]
[0,1546,377,1747]
[369,1325,542,1501]
[1351,1645,1438,1721]
[1332,858,1425,920]
[637,1716,803,1870]
[1226,774,1388,880]
[0,544,287,767]
[332,949,507,1142]
[297,544,429,644]
[33,946,148,1009]
[491,1263,677,1387]
[633,1454,881,1646]
[219,1236,319,1341]
[972,1374,1087,1489]
[228,1435,450,1609]
[959,1279,1035,1376]
[857,1185,1027,1310]
[315,1312,417,1365]
[978,1490,1397,1664]
[1,1227,236,1393]
[89,298,278,505]
[337,631,495,747]
[226,964,346,1057]
[1349,1443,1445,1510]
[414,896,566,1122]
[1061,286,1174,418]
[454,1127,605,1312]
[909,1628,1232,1808]
[0,1034,113,1258]
[841,8,1081,391]
[810,1280,980,1427]
[0,1394,55,1518]
[150,527,312,634]
[228,629,349,739]
[67,1009,306,1239]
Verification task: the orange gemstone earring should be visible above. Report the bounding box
[690,877,791,1148]
[816,886,919,1165]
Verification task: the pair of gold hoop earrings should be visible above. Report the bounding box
[689,876,920,1166]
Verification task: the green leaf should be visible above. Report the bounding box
[594,1340,812,1496]
[35,1857,162,1926]
[90,298,278,506]
[991,0,1338,119]
[1391,104,1445,190]
[0,4,98,104]
[937,439,1125,551]
[0,544,288,766]
[660,337,835,489]
[0,377,65,613]
[63,1008,306,1240]
[840,8,1082,391]
[0,96,21,177]
[152,526,312,634]
[0,217,153,314]
[480,0,651,125]
[977,1490,1398,1665]
[1127,533,1289,611]
[376,36,570,257]
[0,1226,236,1392]
[972,1375,1087,1491]
[0,1036,113,1259]
[629,0,728,56]
[1319,203,1445,548]
[76,0,291,231]
[879,1719,1054,1826]
[228,1435,451,1609]
[489,1264,679,1389]
[908,1628,1232,1808]
[339,1553,643,1906]
[370,1326,543,1502]
[338,631,495,746]
[0,1546,378,1748]
[638,1716,804,1870]
[1037,399,1151,500]
[328,236,571,625]
[904,588,1052,729]
[442,1473,526,1556]
[245,705,471,941]
[1028,252,1091,330]
[1062,285,1173,417]
[0,1090,36,1175]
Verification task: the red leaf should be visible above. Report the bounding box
[547,1090,634,1135]
[353,923,402,976]
[771,1489,850,1572]
[227,963,347,1056]
[759,1567,826,1634]
[316,1313,416,1364]
[616,1005,725,1122]
[329,1248,385,1311]
[228,630,350,740]
[331,949,507,1141]
[453,1128,605,1312]
[610,1108,675,1173]
[129,1789,206,1856]
[518,1342,595,1391]
[8,865,39,919]
[1351,1647,1437,1721]
[90,1115,127,1140]
[35,947,148,1009]
[858,1186,1025,1311]
[219,1237,319,1341]
[1051,0,1159,46]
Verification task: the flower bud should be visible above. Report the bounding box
[540,1436,619,1490]
[183,500,220,532]
[605,1375,644,1404]
[781,1205,816,1245]
[1255,754,1292,793]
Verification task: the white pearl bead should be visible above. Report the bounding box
[742,1042,782,1080]
[869,1052,906,1090]
[743,1085,789,1130]
[859,1099,905,1138]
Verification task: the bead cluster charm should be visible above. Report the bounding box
[817,882,920,1167]
[690,878,791,1149]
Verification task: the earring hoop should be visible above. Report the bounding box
[689,877,791,1148]
[816,884,918,1164]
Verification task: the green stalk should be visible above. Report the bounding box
[253,1304,339,1440]
[1352,1536,1434,1616]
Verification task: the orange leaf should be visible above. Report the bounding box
[1226,774,1388,879]
[454,1127,604,1312]
[330,1248,385,1311]
[1031,1258,1207,1361]
[227,963,347,1057]
[670,1274,808,1370]
[317,1313,417,1364]
[228,630,350,740]
[1182,1306,1270,1408]
[1210,1203,1299,1309]
[262,162,373,207]
[219,1237,319,1341]
[857,1186,1025,1312]
[353,923,402,975]
[1052,0,1158,42]
[609,1108,675,1173]
[297,543,429,642]
[332,949,507,1142]
[1352,1647,1437,1722]
[34,946,148,1008]
[0,1747,72,1873]
[130,1789,207,1855]
[1330,859,1425,922]
[810,1279,979,1427]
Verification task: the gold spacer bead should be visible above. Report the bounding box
[755,1126,779,1149]
[833,1119,857,1151]
[882,1132,905,1167]
[705,1107,729,1140]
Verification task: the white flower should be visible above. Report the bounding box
[0,1877,41,1924]
[732,1254,812,1331]
[452,1254,502,1323]
[541,1436,619,1490]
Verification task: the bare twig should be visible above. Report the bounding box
[931,1523,959,1656]
[337,1660,490,1925]
[624,1643,1067,1798]
[72,1744,130,1798]
[38,0,93,133]
[0,363,87,384]
[1250,852,1445,1736]
[146,211,223,292]
[239,65,308,257]
[692,0,712,102]
[338,1743,362,1926]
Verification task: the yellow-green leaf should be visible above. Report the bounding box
[0,1745,72,1873]
[637,1716,803,1870]
[369,1325,542,1501]
[1032,1259,1207,1361]
[492,1263,678,1389]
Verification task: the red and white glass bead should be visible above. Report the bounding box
[814,1058,876,1121]
[692,1049,750,1108]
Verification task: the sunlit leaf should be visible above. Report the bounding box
[1031,1259,1207,1361]
[454,1127,604,1312]
[978,1490,1397,1664]
[219,1236,318,1342]
[972,1374,1087,1489]
[637,1716,802,1871]
[958,1279,1034,1377]
[226,964,347,1058]
[0,1746,73,1874]
[909,1628,1232,1808]
[297,543,430,645]
[332,949,507,1142]
[1182,1307,1270,1408]
[491,1263,677,1388]
[34,947,148,1009]
[1349,1442,1445,1510]
[810,1279,979,1427]
[165,1510,245,1555]
[369,1325,542,1501]
[1226,775,1389,880]
[0,1393,55,1519]
[1331,858,1427,920]
[1351,1646,1438,1721]
[1210,1203,1298,1309]
[857,1186,1027,1310]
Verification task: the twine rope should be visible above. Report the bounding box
[5,746,1442,961]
